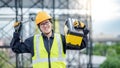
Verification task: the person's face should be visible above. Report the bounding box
[39,20,52,34]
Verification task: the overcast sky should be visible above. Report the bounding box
[92,0,120,36]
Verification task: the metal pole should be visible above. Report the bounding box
[19,0,24,67]
[41,0,44,10]
[15,0,18,68]
[67,0,69,18]
[19,0,23,21]
[52,0,55,30]
[86,0,92,68]
[15,0,18,22]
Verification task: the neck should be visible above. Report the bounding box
[44,31,52,39]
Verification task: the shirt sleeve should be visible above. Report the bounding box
[10,32,33,54]
[61,34,66,54]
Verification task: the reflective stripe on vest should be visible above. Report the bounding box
[32,33,66,68]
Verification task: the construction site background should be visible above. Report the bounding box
[0,0,120,68]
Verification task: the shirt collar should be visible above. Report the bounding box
[42,30,54,38]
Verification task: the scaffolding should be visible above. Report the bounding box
[0,0,92,68]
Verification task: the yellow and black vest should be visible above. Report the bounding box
[32,33,66,68]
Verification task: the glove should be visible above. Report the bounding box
[14,22,22,33]
[83,28,89,35]
[73,20,85,30]
[73,20,89,35]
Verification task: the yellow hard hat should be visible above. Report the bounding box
[35,11,52,25]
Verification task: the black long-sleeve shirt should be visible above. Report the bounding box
[10,31,88,57]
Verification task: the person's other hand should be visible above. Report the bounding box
[14,22,22,33]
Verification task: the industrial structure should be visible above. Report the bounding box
[0,0,93,68]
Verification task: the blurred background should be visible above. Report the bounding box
[0,0,120,68]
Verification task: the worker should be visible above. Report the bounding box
[10,11,89,68]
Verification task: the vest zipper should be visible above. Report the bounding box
[48,38,51,68]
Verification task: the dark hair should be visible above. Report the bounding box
[49,19,53,23]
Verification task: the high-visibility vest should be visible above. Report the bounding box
[32,33,66,68]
